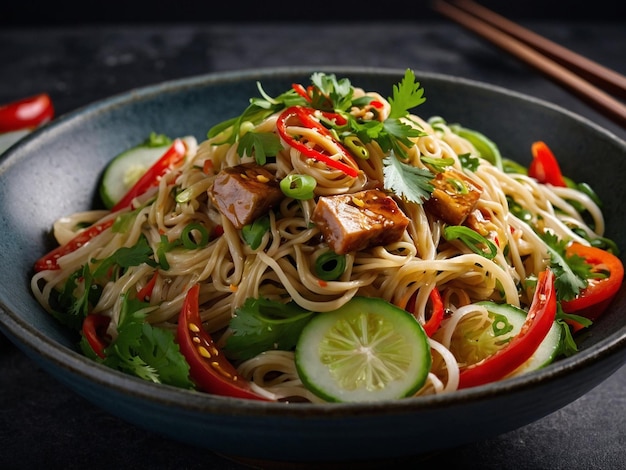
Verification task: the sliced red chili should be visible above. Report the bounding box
[458,268,557,389]
[0,93,54,132]
[33,219,115,272]
[82,314,112,359]
[176,284,269,400]
[407,287,445,337]
[276,106,359,177]
[292,83,311,102]
[561,242,624,331]
[528,141,567,187]
[111,138,187,212]
[137,271,159,301]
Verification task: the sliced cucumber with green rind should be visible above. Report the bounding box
[476,301,562,374]
[99,142,172,209]
[295,296,431,403]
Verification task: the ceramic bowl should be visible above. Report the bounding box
[1,67,625,465]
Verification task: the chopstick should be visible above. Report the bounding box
[432,0,626,128]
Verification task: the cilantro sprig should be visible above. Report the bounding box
[81,292,194,389]
[540,231,590,301]
[207,69,434,204]
[225,297,314,361]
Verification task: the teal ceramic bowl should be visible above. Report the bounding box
[1,67,625,464]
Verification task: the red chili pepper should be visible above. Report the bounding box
[111,138,187,212]
[407,287,445,337]
[276,106,359,177]
[33,219,115,272]
[528,141,567,187]
[561,242,624,331]
[294,105,348,131]
[0,93,54,132]
[212,225,224,238]
[176,284,269,400]
[137,271,159,301]
[292,83,311,103]
[82,314,112,359]
[458,268,557,389]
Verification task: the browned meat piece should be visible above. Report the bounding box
[208,163,283,229]
[311,189,410,254]
[423,169,483,225]
[464,208,500,237]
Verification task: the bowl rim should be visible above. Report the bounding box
[1,65,626,416]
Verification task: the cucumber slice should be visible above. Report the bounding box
[99,141,172,209]
[295,297,431,403]
[476,301,562,374]
[98,134,196,209]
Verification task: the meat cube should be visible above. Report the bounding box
[208,163,283,229]
[423,169,482,225]
[311,189,410,254]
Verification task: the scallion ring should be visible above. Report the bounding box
[315,251,346,281]
[181,222,210,249]
[443,225,498,260]
[280,174,316,200]
[343,135,369,160]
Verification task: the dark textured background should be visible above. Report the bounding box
[1,2,626,469]
[2,0,626,24]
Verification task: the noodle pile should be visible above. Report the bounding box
[31,74,606,403]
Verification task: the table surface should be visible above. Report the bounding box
[1,18,625,469]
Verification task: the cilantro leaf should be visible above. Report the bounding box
[51,264,102,330]
[238,131,283,165]
[387,69,427,119]
[541,232,589,301]
[383,118,426,152]
[98,293,194,389]
[459,152,480,172]
[225,297,314,361]
[310,72,353,111]
[92,235,156,279]
[383,154,434,203]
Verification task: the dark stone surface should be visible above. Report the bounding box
[1,20,625,469]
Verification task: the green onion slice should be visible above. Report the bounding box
[315,251,346,281]
[280,174,316,200]
[443,225,498,260]
[181,222,210,249]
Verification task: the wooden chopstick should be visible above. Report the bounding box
[432,0,626,128]
[446,0,626,99]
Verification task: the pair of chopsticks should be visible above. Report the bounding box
[432,0,626,128]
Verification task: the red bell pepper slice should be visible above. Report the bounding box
[111,138,187,212]
[82,314,112,359]
[276,106,358,177]
[0,93,54,133]
[407,287,445,337]
[176,284,269,400]
[458,268,557,389]
[561,242,624,331]
[33,219,115,272]
[528,141,567,187]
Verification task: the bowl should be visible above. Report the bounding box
[1,66,625,465]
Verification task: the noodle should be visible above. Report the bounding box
[30,71,616,402]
